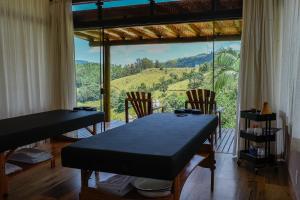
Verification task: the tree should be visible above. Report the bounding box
[114,90,127,113]
[165,93,186,111]
[186,69,204,89]
[155,60,160,68]
[169,72,178,80]
[136,82,149,92]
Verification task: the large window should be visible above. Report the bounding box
[109,41,241,127]
[74,36,240,128]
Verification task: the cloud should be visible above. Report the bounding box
[89,47,100,53]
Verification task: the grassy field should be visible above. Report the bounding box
[111,68,192,92]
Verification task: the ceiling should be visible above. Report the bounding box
[73,0,243,46]
[75,19,242,46]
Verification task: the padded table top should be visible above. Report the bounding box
[61,113,218,180]
[0,110,105,152]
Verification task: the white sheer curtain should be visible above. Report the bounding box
[234,0,282,156]
[0,0,52,118]
[49,0,76,110]
[279,0,300,140]
[0,0,75,119]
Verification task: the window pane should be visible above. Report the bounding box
[110,42,214,121]
[214,41,241,128]
[74,37,101,110]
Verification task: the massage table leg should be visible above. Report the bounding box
[50,139,56,168]
[0,153,8,200]
[85,124,98,135]
[173,175,181,200]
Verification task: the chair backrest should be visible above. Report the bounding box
[185,89,216,114]
[125,92,152,123]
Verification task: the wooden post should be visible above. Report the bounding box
[0,153,8,200]
[103,44,111,122]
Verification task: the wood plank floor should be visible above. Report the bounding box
[5,122,293,200]
[215,128,235,154]
[6,142,293,199]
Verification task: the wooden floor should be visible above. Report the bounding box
[215,128,235,154]
[6,140,293,200]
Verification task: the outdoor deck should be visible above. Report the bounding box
[76,120,235,154]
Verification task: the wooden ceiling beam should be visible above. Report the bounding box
[165,24,188,37]
[142,26,165,38]
[74,9,243,30]
[188,24,203,36]
[160,25,178,38]
[84,30,121,41]
[74,31,95,42]
[89,34,241,47]
[84,30,101,39]
[114,28,140,39]
[124,27,156,39]
[104,29,129,40]
[140,27,162,38]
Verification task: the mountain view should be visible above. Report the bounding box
[76,47,240,128]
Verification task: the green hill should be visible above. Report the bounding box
[111,68,192,92]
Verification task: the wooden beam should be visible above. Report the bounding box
[124,27,156,39]
[114,28,140,39]
[188,24,203,36]
[73,9,243,30]
[142,26,163,38]
[164,25,182,37]
[72,0,97,4]
[152,26,177,38]
[84,30,101,40]
[89,34,241,46]
[105,29,137,40]
[103,45,111,122]
[103,30,122,40]
[74,31,95,41]
[139,27,161,38]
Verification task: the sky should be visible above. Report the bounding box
[74,37,241,65]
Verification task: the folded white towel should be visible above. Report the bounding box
[8,148,52,164]
[96,172,135,196]
[5,163,22,175]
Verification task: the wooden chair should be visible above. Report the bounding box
[185,89,222,140]
[125,92,153,123]
[185,89,218,192]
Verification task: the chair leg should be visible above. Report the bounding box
[211,168,214,192]
[210,149,215,192]
[218,112,222,138]
[214,131,217,144]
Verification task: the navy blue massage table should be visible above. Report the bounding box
[61,113,218,200]
[0,109,105,199]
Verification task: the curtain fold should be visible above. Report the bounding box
[279,0,300,138]
[234,0,282,156]
[0,0,52,118]
[0,0,75,120]
[49,0,76,110]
